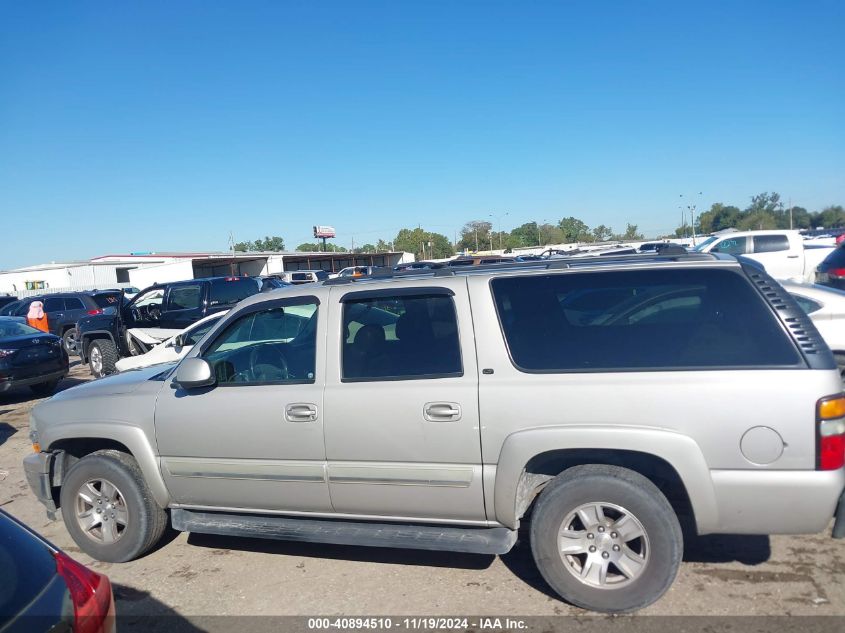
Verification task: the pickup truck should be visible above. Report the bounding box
[24,254,845,613]
[692,229,833,282]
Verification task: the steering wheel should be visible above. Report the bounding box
[248,344,290,382]
[147,305,162,321]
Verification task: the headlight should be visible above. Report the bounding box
[0,349,15,358]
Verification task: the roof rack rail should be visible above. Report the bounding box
[319,251,720,286]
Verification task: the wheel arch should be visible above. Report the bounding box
[45,426,170,509]
[493,426,719,533]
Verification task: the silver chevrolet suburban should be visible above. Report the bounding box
[24,254,845,613]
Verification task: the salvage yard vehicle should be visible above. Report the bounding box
[24,253,845,613]
[114,312,227,372]
[693,229,833,282]
[2,290,123,355]
[76,276,261,378]
[781,280,845,379]
[0,509,116,633]
[0,317,68,396]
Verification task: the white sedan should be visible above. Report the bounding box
[115,312,227,372]
[782,281,845,376]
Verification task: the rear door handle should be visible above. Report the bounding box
[787,255,800,258]
[285,403,318,423]
[423,402,462,422]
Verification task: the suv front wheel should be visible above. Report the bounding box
[59,450,168,562]
[88,339,118,378]
[529,464,683,613]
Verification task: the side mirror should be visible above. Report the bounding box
[174,357,216,389]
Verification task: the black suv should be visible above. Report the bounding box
[0,291,123,354]
[77,276,261,377]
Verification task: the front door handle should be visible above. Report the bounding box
[423,402,462,422]
[285,403,318,423]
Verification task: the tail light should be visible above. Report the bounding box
[54,551,115,633]
[87,309,103,316]
[827,268,845,280]
[817,395,845,470]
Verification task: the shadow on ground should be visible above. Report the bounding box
[113,583,208,632]
[0,422,16,446]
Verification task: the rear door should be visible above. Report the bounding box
[62,296,87,330]
[41,297,65,336]
[748,234,797,279]
[159,282,205,329]
[322,278,486,521]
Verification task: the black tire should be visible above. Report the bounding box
[62,328,78,356]
[59,450,168,562]
[88,339,118,378]
[529,464,683,613]
[29,379,59,397]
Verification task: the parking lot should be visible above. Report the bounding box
[0,363,843,624]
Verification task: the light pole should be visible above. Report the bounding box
[680,192,703,245]
[489,212,509,251]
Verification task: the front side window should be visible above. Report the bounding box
[182,316,223,346]
[342,293,462,381]
[202,301,318,385]
[492,269,802,372]
[753,235,789,253]
[166,285,202,311]
[711,236,747,255]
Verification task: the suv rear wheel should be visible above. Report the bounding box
[62,328,78,355]
[59,450,168,562]
[88,339,118,378]
[529,464,682,613]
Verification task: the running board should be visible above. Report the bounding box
[171,509,517,555]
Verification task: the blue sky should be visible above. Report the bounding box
[1,0,843,269]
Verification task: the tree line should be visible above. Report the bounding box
[233,192,845,261]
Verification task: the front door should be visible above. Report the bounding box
[154,294,332,513]
[322,279,486,521]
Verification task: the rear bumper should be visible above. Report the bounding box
[0,368,67,393]
[23,451,59,516]
[709,468,845,535]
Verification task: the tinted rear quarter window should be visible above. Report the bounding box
[209,279,259,307]
[492,268,802,372]
[64,297,85,310]
[821,247,845,268]
[753,235,790,253]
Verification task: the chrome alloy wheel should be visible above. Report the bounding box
[90,346,103,376]
[74,478,129,544]
[557,502,649,588]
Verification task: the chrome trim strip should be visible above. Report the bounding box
[163,458,325,483]
[327,464,474,488]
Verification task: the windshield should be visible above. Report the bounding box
[692,236,719,252]
[0,320,42,338]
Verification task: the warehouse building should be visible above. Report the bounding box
[0,250,412,297]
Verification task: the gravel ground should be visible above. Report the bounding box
[1,362,844,628]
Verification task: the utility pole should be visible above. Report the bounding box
[789,197,793,230]
[680,192,703,246]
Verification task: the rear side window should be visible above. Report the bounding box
[43,297,64,312]
[491,269,802,372]
[342,293,462,381]
[64,297,85,310]
[209,278,260,307]
[753,235,789,253]
[166,285,203,311]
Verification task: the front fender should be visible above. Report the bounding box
[493,425,719,532]
[43,423,170,509]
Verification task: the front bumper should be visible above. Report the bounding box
[23,451,60,517]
